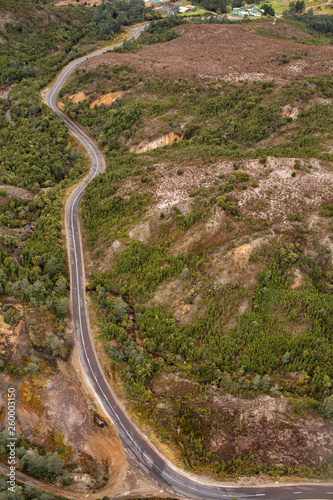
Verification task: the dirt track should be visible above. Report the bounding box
[86,22,333,81]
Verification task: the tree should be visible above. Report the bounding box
[115,297,128,319]
[252,374,261,389]
[295,0,305,12]
[321,395,333,418]
[260,374,270,391]
[45,452,64,478]
[261,3,275,15]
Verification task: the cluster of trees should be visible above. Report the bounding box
[194,0,229,13]
[0,0,158,87]
[20,452,69,483]
[1,83,85,190]
[0,473,67,500]
[0,194,69,318]
[0,0,92,87]
[283,12,333,36]
[92,0,148,37]
[294,0,306,13]
[0,431,69,484]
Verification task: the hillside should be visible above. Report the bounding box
[59,20,333,479]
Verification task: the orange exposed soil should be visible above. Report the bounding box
[90,91,125,109]
[85,23,333,82]
[68,91,87,103]
[129,132,183,153]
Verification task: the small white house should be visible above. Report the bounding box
[179,6,190,12]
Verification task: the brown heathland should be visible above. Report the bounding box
[85,23,333,82]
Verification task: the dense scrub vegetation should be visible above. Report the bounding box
[64,66,333,162]
[0,431,69,484]
[0,0,155,87]
[0,473,68,500]
[92,240,333,398]
[283,12,333,37]
[0,0,154,376]
[0,83,86,189]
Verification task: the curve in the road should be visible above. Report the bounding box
[46,26,333,500]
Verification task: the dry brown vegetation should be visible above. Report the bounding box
[87,22,333,82]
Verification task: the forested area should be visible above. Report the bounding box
[0,0,154,87]
[193,0,229,13]
[0,0,154,378]
[0,1,159,487]
[283,12,333,36]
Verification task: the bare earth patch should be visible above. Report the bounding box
[68,91,87,103]
[90,91,125,109]
[129,132,183,153]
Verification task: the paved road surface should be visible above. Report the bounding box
[46,26,333,500]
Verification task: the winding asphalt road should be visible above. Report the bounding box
[46,27,333,500]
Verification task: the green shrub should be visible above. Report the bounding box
[235,171,250,182]
[321,395,333,418]
[320,203,333,217]
[224,201,240,217]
